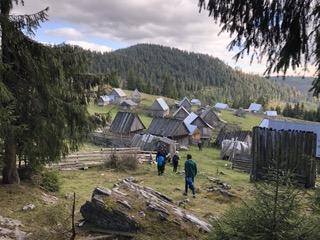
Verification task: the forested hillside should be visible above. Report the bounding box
[85,44,301,107]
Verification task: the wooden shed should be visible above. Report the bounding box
[110,111,145,136]
[147,117,190,146]
[200,107,221,128]
[110,88,127,104]
[150,98,170,117]
[131,89,142,103]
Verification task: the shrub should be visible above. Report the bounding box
[104,153,138,171]
[39,171,61,192]
[209,175,320,240]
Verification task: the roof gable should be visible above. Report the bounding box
[110,111,145,134]
[173,106,190,120]
[179,97,192,108]
[151,98,169,111]
[111,88,127,97]
[147,118,189,137]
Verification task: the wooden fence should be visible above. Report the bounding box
[232,153,252,173]
[251,127,317,188]
[48,148,156,170]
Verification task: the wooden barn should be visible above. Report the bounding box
[184,112,213,142]
[120,99,137,110]
[215,126,252,147]
[147,117,190,146]
[109,88,127,104]
[173,106,190,120]
[199,107,221,128]
[110,111,145,136]
[150,98,170,117]
[178,97,192,112]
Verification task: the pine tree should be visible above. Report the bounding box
[0,1,97,184]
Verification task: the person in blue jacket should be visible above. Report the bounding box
[156,147,166,176]
[183,154,197,198]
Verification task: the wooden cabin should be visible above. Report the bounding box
[97,95,111,106]
[110,111,145,136]
[184,112,213,143]
[200,107,221,128]
[109,88,127,104]
[150,98,170,117]
[147,117,190,146]
[131,89,142,103]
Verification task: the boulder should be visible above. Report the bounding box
[80,178,212,235]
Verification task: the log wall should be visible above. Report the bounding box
[251,127,317,188]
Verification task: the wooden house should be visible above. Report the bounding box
[173,106,190,120]
[109,88,127,104]
[178,97,192,112]
[120,99,138,110]
[110,111,145,136]
[184,112,213,143]
[200,107,221,128]
[97,95,111,106]
[150,98,170,117]
[131,89,142,103]
[248,103,263,113]
[147,117,190,146]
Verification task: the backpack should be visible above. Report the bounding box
[157,155,165,167]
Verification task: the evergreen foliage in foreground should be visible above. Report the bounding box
[0,1,97,184]
[210,175,320,240]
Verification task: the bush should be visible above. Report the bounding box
[39,171,61,192]
[104,153,138,171]
[209,175,320,240]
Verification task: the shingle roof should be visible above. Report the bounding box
[248,103,262,112]
[99,95,111,102]
[147,118,189,137]
[120,99,138,107]
[110,112,145,135]
[265,111,277,117]
[111,88,127,97]
[214,103,229,109]
[200,107,220,127]
[151,98,169,111]
[173,106,190,119]
[178,97,192,107]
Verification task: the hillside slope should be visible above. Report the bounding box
[87,44,300,107]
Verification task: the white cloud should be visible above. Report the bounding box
[46,27,83,39]
[66,40,112,53]
[12,0,316,76]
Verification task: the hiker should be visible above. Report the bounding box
[172,151,179,173]
[184,154,197,198]
[156,149,166,176]
[197,141,203,151]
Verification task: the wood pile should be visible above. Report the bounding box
[232,154,252,173]
[48,148,156,170]
[251,127,317,188]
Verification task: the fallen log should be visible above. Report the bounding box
[80,178,212,236]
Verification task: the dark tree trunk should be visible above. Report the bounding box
[2,133,20,184]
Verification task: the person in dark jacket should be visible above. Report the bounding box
[184,154,197,198]
[172,151,179,173]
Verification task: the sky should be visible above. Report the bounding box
[13,0,315,77]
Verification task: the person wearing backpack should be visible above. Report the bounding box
[183,154,197,198]
[156,150,166,176]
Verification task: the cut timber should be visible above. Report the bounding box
[80,178,211,236]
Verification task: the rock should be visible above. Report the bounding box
[0,216,26,240]
[41,192,58,205]
[80,179,212,235]
[22,204,35,211]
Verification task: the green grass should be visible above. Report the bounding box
[220,110,263,130]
